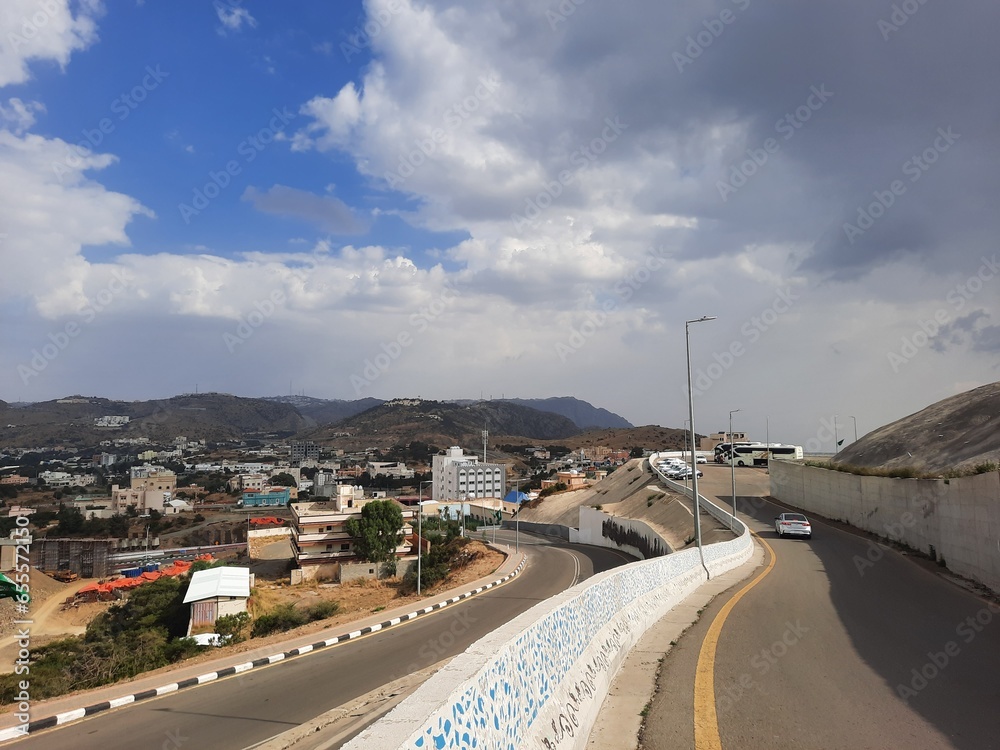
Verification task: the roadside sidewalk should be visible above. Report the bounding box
[587,541,767,749]
[0,545,526,740]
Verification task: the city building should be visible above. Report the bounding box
[699,431,749,452]
[241,488,291,507]
[290,441,321,463]
[290,496,414,582]
[367,461,415,479]
[431,446,506,502]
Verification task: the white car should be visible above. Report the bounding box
[696,455,707,464]
[774,512,812,539]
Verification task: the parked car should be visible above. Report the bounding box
[774,512,812,539]
[672,467,703,479]
[696,455,707,464]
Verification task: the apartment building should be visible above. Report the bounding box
[431,446,505,502]
[290,495,414,581]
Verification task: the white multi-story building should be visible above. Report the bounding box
[367,461,415,479]
[431,446,505,502]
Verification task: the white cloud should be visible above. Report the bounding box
[0,0,102,86]
[215,3,257,35]
[0,97,44,134]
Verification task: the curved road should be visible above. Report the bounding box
[643,466,1000,749]
[16,531,632,750]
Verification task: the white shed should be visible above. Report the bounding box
[183,566,252,635]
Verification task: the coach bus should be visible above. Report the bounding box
[726,444,803,466]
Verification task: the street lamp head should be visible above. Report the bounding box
[686,315,718,326]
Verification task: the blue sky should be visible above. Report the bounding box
[1,0,998,446]
[14,1,463,263]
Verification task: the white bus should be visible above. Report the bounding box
[727,444,803,466]
[713,441,761,463]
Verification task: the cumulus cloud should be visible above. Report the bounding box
[0,98,45,134]
[0,0,102,86]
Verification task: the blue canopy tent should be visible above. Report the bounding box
[503,490,530,504]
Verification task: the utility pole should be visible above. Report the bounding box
[729,409,741,529]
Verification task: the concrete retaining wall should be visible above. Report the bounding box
[770,461,1000,593]
[573,506,672,558]
[344,506,752,749]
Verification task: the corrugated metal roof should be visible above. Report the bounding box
[183,566,251,603]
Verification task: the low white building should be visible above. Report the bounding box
[183,566,252,635]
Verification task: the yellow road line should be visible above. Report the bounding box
[693,534,777,750]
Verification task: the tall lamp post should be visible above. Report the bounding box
[834,415,839,456]
[729,408,741,529]
[416,480,432,596]
[512,478,521,553]
[849,415,858,443]
[685,315,717,571]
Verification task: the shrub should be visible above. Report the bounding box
[305,601,340,621]
[216,611,251,643]
[251,604,307,637]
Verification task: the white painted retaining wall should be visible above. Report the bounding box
[770,461,1000,593]
[345,459,752,750]
[573,505,673,558]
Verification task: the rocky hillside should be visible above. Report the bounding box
[500,397,633,429]
[262,395,383,426]
[833,381,1000,473]
[0,393,309,447]
[307,398,580,448]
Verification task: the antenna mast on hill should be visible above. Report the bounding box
[482,427,488,463]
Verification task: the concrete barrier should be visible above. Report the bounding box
[770,461,1000,593]
[344,467,752,750]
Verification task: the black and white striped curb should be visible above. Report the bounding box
[0,554,527,742]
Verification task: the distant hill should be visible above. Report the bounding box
[307,398,580,448]
[569,425,691,452]
[833,381,1000,473]
[0,393,308,448]
[499,397,633,429]
[262,395,383,426]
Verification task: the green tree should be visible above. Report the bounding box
[269,472,297,487]
[55,505,85,535]
[344,500,404,564]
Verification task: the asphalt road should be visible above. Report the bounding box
[643,483,1000,750]
[17,531,632,750]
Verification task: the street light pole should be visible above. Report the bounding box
[729,408,741,529]
[416,479,431,596]
[834,415,839,456]
[513,478,521,553]
[849,415,858,443]
[685,315,716,573]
